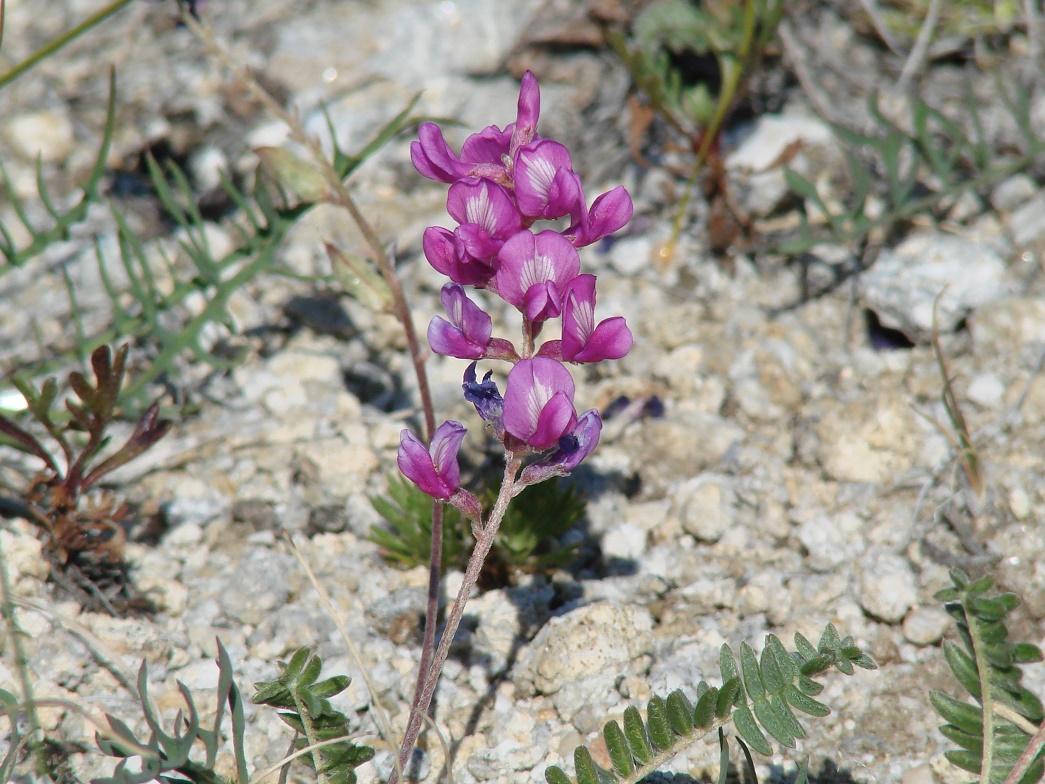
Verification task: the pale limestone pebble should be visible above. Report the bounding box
[966,372,1006,409]
[737,570,792,626]
[136,574,190,616]
[728,337,810,422]
[1008,486,1032,519]
[601,521,648,560]
[1007,192,1045,247]
[727,112,840,217]
[311,432,379,496]
[624,498,671,533]
[902,762,939,784]
[623,410,744,491]
[859,232,1010,341]
[670,473,737,543]
[83,614,175,666]
[796,511,866,572]
[990,173,1038,212]
[858,549,919,624]
[0,522,49,587]
[902,606,951,646]
[673,576,737,616]
[650,344,727,411]
[518,602,654,695]
[216,548,294,626]
[6,109,76,165]
[811,395,925,483]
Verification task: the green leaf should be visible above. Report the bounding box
[546,766,572,784]
[666,690,695,735]
[731,700,772,756]
[717,677,742,717]
[646,696,673,750]
[740,643,766,702]
[693,686,718,729]
[623,706,652,764]
[943,642,983,699]
[573,745,603,784]
[784,684,829,717]
[930,691,983,733]
[603,720,635,777]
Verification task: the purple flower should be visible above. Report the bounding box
[565,185,634,247]
[560,274,633,362]
[494,230,580,323]
[397,421,467,500]
[502,358,577,450]
[411,71,542,186]
[446,178,522,260]
[518,409,602,485]
[428,284,493,359]
[422,226,497,287]
[513,140,583,220]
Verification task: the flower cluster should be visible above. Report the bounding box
[398,71,634,514]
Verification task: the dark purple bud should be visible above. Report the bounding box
[463,362,505,437]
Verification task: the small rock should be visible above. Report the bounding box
[7,109,76,163]
[902,606,951,646]
[902,763,938,784]
[813,396,923,484]
[796,512,866,572]
[671,474,737,543]
[860,232,1009,342]
[601,522,648,560]
[990,174,1037,212]
[966,373,1005,408]
[1007,193,1045,247]
[518,602,654,695]
[858,549,918,624]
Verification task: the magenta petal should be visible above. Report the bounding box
[461,124,512,166]
[412,123,470,183]
[518,409,602,485]
[573,317,633,362]
[502,358,576,447]
[454,223,504,261]
[510,71,540,154]
[398,429,453,499]
[429,420,467,491]
[428,316,485,359]
[446,179,521,240]
[423,227,492,286]
[583,186,634,245]
[495,230,580,317]
[514,140,574,219]
[531,391,577,450]
[561,274,597,359]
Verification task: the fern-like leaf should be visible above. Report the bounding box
[931,569,1045,784]
[545,626,875,784]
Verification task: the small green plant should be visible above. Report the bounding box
[775,75,1045,259]
[931,569,1045,784]
[607,0,783,255]
[369,475,585,578]
[253,647,375,784]
[0,344,171,575]
[546,625,876,784]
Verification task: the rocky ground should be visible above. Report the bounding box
[1,1,1045,783]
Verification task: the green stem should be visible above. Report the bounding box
[0,0,136,91]
[666,0,760,258]
[967,599,996,784]
[0,530,46,776]
[291,690,331,784]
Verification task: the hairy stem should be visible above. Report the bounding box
[967,600,996,784]
[0,0,136,90]
[390,455,522,784]
[291,689,331,784]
